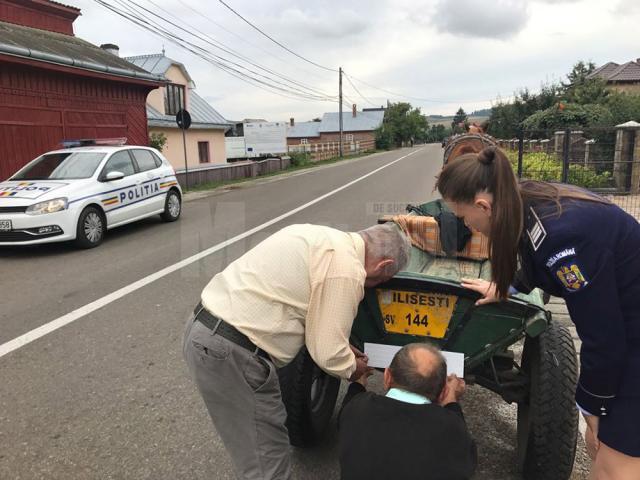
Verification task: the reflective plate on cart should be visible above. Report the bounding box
[377,289,458,338]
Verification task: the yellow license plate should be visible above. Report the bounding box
[377,289,458,338]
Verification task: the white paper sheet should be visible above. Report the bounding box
[364,342,465,377]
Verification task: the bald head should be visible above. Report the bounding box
[386,343,447,402]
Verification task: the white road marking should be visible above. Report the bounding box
[0,148,422,358]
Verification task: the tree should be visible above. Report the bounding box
[451,107,468,133]
[149,132,168,151]
[375,102,429,149]
[563,61,608,105]
[522,103,613,131]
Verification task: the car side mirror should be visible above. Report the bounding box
[104,171,125,182]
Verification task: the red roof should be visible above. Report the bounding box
[588,59,640,83]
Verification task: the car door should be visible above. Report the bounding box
[130,149,166,215]
[98,150,144,225]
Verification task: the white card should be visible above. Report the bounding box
[364,342,465,377]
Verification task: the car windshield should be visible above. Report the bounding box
[11,152,106,180]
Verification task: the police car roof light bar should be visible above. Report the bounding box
[60,138,128,148]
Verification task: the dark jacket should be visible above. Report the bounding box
[338,383,477,480]
[514,196,640,416]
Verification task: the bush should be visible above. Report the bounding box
[506,151,613,189]
[289,151,311,167]
[523,103,613,131]
[149,132,168,151]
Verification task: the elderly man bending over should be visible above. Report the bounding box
[339,343,477,480]
[183,223,411,480]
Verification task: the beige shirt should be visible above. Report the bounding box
[201,224,366,379]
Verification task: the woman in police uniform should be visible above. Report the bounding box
[436,146,640,479]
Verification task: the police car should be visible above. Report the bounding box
[0,139,182,248]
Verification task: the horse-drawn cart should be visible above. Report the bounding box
[278,136,579,480]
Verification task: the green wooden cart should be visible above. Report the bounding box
[278,200,579,480]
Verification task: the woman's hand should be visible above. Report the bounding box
[461,278,501,306]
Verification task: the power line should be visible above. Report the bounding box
[343,71,378,107]
[216,0,338,73]
[142,0,336,100]
[95,1,330,102]
[175,0,335,84]
[117,0,336,101]
[95,0,335,103]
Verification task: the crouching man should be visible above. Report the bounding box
[338,343,477,480]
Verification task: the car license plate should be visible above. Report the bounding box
[377,289,458,338]
[0,220,11,231]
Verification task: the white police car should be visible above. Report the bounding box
[0,139,182,248]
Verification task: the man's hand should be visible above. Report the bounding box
[349,355,373,383]
[584,414,600,460]
[354,369,374,387]
[438,374,466,405]
[461,278,500,306]
[350,344,369,364]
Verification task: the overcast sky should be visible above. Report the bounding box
[72,0,640,122]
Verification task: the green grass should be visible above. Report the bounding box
[186,149,380,193]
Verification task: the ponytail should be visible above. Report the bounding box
[436,147,522,299]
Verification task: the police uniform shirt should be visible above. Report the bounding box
[517,197,640,417]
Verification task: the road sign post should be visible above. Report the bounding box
[176,109,192,190]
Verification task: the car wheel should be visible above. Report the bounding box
[75,206,105,249]
[517,321,578,480]
[277,347,341,447]
[161,190,181,222]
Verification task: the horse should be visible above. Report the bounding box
[442,123,497,165]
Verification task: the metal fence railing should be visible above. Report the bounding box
[497,127,640,220]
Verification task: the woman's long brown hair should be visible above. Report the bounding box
[436,147,610,299]
[436,147,522,299]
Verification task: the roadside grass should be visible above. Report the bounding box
[186,149,381,193]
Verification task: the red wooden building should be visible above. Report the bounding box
[0,0,165,179]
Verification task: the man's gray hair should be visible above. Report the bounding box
[389,343,447,402]
[358,223,411,275]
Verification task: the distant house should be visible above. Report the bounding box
[125,53,232,169]
[587,59,640,95]
[0,0,164,180]
[287,105,384,153]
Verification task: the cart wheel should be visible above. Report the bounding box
[517,321,578,480]
[277,347,340,447]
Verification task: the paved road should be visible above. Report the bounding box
[0,145,588,479]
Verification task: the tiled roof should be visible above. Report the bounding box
[318,110,384,133]
[147,91,230,129]
[125,53,195,88]
[287,121,321,138]
[587,60,640,82]
[0,20,163,82]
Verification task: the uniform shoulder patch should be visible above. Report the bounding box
[526,207,547,251]
[556,263,588,292]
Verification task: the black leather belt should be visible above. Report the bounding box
[194,303,270,360]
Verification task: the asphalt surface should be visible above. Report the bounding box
[0,145,589,479]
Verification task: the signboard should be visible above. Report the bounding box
[176,109,192,130]
[243,121,287,158]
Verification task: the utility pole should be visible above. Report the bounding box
[339,67,343,158]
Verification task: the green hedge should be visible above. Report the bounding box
[506,151,613,189]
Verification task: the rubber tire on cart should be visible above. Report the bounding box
[517,321,579,480]
[74,206,105,249]
[161,190,181,222]
[277,347,341,447]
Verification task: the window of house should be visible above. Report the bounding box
[345,134,354,141]
[198,141,210,163]
[164,84,185,115]
[300,138,308,144]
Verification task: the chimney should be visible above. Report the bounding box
[352,104,357,117]
[100,44,120,57]
[290,117,295,127]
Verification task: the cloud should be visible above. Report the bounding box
[432,0,529,39]
[276,7,370,40]
[613,0,640,14]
